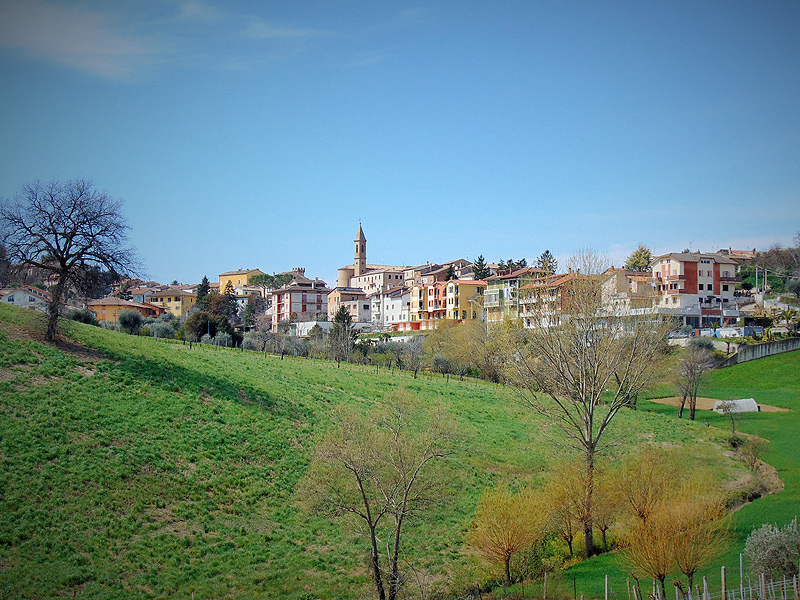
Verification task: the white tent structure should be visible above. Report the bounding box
[713,398,760,413]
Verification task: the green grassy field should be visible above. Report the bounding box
[561,348,800,600]
[0,304,785,599]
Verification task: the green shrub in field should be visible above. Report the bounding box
[744,518,800,578]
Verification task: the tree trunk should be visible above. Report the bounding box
[689,392,696,420]
[46,274,67,342]
[504,553,512,587]
[388,514,404,600]
[659,576,667,600]
[583,450,596,558]
[678,394,687,418]
[369,525,386,600]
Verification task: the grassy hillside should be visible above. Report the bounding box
[0,305,750,599]
[563,348,800,600]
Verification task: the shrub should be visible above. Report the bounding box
[118,309,143,334]
[242,335,261,351]
[744,518,800,578]
[149,321,174,339]
[65,308,97,326]
[690,337,715,351]
[216,332,233,347]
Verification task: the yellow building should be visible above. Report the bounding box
[88,297,163,323]
[150,287,197,318]
[219,269,264,290]
[444,280,486,321]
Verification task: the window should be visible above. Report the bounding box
[698,284,704,290]
[722,285,729,292]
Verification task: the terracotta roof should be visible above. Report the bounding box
[219,268,262,277]
[486,267,546,282]
[88,297,160,310]
[151,287,196,297]
[449,279,486,286]
[651,252,737,264]
[521,273,579,290]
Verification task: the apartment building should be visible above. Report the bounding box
[650,252,740,327]
[484,267,546,327]
[328,287,370,323]
[444,279,486,321]
[271,278,330,333]
[150,287,197,318]
[219,268,265,292]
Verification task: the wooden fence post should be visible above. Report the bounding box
[544,571,548,600]
[606,574,609,600]
[723,566,728,600]
[741,555,746,600]
[704,576,710,600]
[760,573,766,600]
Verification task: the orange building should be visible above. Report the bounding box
[88,297,163,323]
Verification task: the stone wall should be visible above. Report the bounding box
[719,338,800,368]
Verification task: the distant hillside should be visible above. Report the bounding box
[0,304,746,600]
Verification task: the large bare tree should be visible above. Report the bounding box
[676,345,715,420]
[298,392,456,600]
[506,251,670,557]
[1,179,138,341]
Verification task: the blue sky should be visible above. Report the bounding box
[1,1,798,285]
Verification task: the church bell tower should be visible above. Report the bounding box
[354,224,367,277]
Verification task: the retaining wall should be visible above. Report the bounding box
[719,337,800,368]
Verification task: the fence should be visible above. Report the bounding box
[602,562,799,600]
[719,338,800,368]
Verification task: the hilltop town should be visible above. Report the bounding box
[3,225,797,343]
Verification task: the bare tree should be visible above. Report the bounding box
[676,345,715,420]
[0,179,138,341]
[545,465,583,558]
[671,480,729,590]
[298,392,456,600]
[466,485,546,586]
[506,251,670,557]
[620,473,728,597]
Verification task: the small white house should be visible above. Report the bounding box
[713,398,760,413]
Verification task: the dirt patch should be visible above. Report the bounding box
[0,367,16,382]
[1,319,110,364]
[55,339,110,363]
[649,396,789,413]
[0,321,47,343]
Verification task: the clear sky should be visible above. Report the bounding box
[1,1,799,286]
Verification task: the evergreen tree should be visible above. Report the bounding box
[328,305,356,364]
[536,250,558,275]
[445,264,456,280]
[242,297,256,330]
[624,244,653,272]
[196,275,210,310]
[223,280,239,319]
[472,255,491,280]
